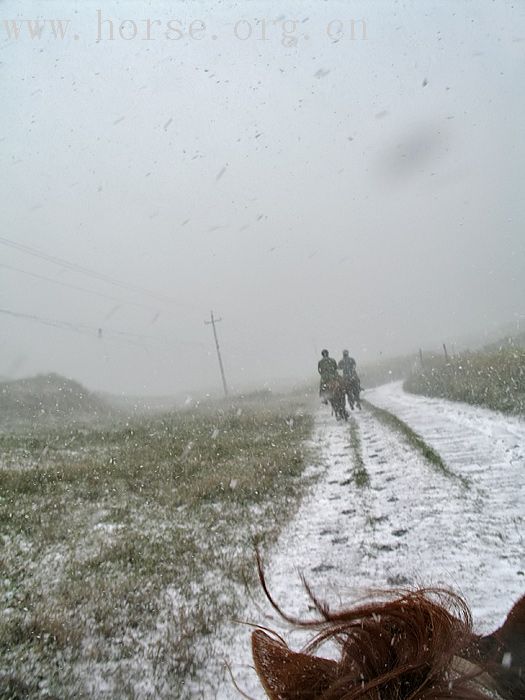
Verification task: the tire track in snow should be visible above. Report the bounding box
[365,383,524,620]
[368,382,525,483]
[353,406,516,600]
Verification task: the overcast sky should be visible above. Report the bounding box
[1,0,524,396]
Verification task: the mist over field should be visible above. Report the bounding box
[1,0,524,397]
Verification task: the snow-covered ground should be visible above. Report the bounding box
[212,382,525,699]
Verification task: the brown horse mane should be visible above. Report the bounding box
[252,554,523,699]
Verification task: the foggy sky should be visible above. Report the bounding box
[1,0,524,396]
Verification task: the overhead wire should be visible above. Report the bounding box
[0,237,207,351]
[0,262,160,314]
[0,235,187,306]
[0,307,207,351]
[0,307,151,350]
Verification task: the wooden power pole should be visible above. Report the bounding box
[205,311,229,397]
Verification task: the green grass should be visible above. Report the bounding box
[363,400,468,488]
[0,394,317,699]
[404,347,525,415]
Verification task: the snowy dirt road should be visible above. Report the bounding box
[212,383,524,699]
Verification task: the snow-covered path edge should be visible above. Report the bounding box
[211,388,524,698]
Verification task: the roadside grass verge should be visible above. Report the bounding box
[348,417,370,487]
[404,347,525,415]
[0,394,317,699]
[362,400,468,488]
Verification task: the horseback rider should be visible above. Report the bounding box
[339,350,362,408]
[338,349,356,378]
[318,349,339,400]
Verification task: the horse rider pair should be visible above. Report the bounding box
[318,349,358,399]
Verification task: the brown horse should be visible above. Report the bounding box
[324,376,348,422]
[251,563,524,700]
[342,374,362,410]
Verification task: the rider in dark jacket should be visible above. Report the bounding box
[339,350,362,399]
[318,349,338,398]
[338,350,356,377]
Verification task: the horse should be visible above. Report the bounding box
[251,563,525,700]
[323,376,348,422]
[342,373,362,410]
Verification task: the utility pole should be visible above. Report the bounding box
[205,310,229,397]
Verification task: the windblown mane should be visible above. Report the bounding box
[251,557,524,700]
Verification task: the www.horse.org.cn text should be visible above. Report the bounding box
[2,13,368,46]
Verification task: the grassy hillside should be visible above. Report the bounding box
[0,391,316,698]
[0,373,113,430]
[404,347,525,415]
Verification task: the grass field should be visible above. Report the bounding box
[0,391,317,699]
[404,347,525,415]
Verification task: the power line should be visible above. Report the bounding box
[0,306,207,352]
[0,241,210,353]
[0,235,183,306]
[0,306,150,349]
[0,262,159,314]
